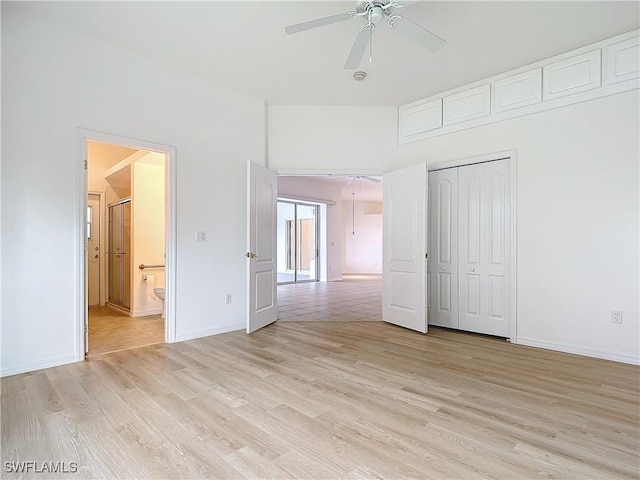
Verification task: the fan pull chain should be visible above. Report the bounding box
[369,8,373,63]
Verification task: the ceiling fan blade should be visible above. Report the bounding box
[285,11,355,34]
[389,16,446,53]
[344,28,371,70]
[361,176,381,183]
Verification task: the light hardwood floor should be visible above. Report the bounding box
[1,322,640,479]
[2,322,639,479]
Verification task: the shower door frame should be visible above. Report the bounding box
[107,197,132,310]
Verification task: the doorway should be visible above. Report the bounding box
[79,130,177,360]
[277,200,319,284]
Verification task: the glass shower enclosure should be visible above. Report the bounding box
[108,198,131,310]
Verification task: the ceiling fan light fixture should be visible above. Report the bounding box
[353,71,367,81]
[370,6,384,24]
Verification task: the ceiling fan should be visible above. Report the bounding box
[332,175,381,185]
[285,0,446,70]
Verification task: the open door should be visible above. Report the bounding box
[382,162,428,333]
[246,161,278,333]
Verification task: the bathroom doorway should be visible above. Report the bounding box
[82,133,174,357]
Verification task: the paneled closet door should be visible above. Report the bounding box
[428,168,459,329]
[458,160,511,337]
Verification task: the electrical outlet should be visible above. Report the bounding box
[196,231,207,242]
[225,294,232,304]
[611,310,623,324]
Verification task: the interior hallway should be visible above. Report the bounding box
[277,274,382,322]
[87,306,164,357]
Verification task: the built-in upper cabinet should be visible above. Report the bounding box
[442,84,491,126]
[493,69,542,113]
[543,50,601,101]
[398,29,639,145]
[399,98,442,138]
[606,36,640,85]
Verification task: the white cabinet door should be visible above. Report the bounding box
[428,168,459,329]
[246,161,278,333]
[458,160,511,337]
[383,163,428,333]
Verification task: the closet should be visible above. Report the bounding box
[427,159,512,337]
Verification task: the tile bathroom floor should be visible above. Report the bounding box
[277,274,382,322]
[87,305,164,357]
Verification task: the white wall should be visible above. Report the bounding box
[343,200,383,274]
[278,177,343,281]
[1,5,265,375]
[268,106,398,172]
[131,154,165,317]
[269,92,639,364]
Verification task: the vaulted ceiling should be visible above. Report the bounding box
[15,1,640,106]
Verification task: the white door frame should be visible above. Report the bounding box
[428,149,517,342]
[87,190,106,305]
[76,128,177,360]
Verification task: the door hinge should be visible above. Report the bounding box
[84,159,88,170]
[425,253,428,259]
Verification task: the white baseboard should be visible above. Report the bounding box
[515,337,640,365]
[1,354,79,377]
[131,307,163,317]
[175,323,244,343]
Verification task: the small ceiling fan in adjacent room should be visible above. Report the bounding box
[285,0,446,69]
[345,175,381,185]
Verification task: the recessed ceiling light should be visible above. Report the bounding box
[353,71,367,81]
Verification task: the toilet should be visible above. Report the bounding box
[154,287,165,318]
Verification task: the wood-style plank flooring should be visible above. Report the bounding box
[2,321,639,479]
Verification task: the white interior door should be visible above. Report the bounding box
[428,168,459,328]
[246,161,278,333]
[87,194,101,306]
[458,159,511,337]
[383,162,428,333]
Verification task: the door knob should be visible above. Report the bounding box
[245,252,259,259]
[93,254,99,258]
[441,267,446,271]
[470,268,475,272]
[94,246,99,251]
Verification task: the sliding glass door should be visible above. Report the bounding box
[277,201,318,284]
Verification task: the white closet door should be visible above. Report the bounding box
[459,160,511,337]
[428,168,459,328]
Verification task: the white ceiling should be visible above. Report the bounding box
[16,1,639,106]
